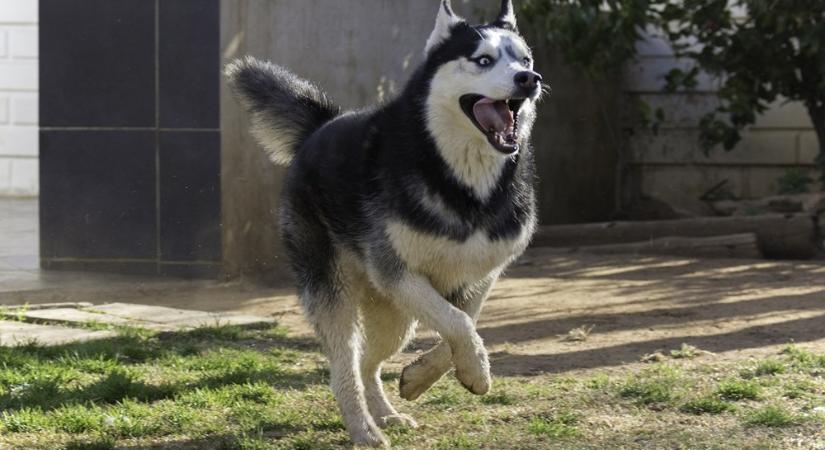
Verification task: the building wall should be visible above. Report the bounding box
[0,0,38,197]
[626,19,819,214]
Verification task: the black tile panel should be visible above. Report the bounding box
[159,131,222,262]
[40,131,157,259]
[40,0,156,127]
[159,0,220,129]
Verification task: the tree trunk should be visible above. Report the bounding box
[805,102,825,181]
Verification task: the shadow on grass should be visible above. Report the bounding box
[63,424,336,450]
[0,325,326,413]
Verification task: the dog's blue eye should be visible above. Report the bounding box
[476,56,494,67]
[523,57,532,66]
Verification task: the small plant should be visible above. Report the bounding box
[753,359,786,377]
[776,170,815,195]
[435,434,477,450]
[528,411,580,438]
[680,396,734,415]
[5,303,30,322]
[783,379,815,399]
[670,343,711,359]
[744,405,800,428]
[481,391,517,405]
[558,325,594,342]
[716,379,761,401]
[620,379,675,405]
[783,345,825,371]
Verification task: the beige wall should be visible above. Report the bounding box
[219,0,621,279]
[626,20,819,214]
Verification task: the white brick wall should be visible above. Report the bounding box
[626,18,819,213]
[0,0,38,197]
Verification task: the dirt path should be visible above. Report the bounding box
[4,249,824,376]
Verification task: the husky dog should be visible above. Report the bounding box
[226,0,544,446]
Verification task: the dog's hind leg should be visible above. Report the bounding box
[399,275,497,401]
[360,296,418,428]
[306,291,389,448]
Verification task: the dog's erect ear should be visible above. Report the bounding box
[492,0,517,31]
[425,0,463,55]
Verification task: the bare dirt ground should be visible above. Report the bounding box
[5,248,823,378]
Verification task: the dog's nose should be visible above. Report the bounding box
[514,71,543,91]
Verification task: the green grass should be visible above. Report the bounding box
[783,345,825,372]
[744,405,801,427]
[527,411,580,438]
[0,326,823,449]
[680,396,734,415]
[715,378,761,401]
[618,366,682,405]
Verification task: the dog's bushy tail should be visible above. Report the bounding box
[225,57,340,166]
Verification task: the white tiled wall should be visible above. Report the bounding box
[0,0,38,197]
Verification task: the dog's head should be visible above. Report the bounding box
[423,0,544,156]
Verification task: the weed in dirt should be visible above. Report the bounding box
[434,434,477,450]
[670,343,710,359]
[188,324,246,341]
[783,345,825,372]
[558,325,594,342]
[783,379,816,399]
[619,366,681,405]
[680,396,735,415]
[741,359,786,378]
[744,405,801,427]
[528,410,580,438]
[481,391,517,405]
[716,378,761,401]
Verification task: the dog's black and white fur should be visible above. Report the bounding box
[226,1,544,446]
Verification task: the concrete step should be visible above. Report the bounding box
[0,320,116,346]
[90,303,275,331]
[0,303,276,346]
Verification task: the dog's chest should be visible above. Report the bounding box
[386,220,531,293]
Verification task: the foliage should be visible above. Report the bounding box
[660,0,825,179]
[776,169,815,195]
[519,0,659,79]
[519,0,825,182]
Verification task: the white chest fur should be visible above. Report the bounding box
[386,220,532,294]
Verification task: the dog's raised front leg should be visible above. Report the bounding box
[399,275,497,400]
[373,272,491,396]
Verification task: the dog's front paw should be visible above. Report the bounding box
[453,345,491,395]
[350,426,390,448]
[376,413,418,429]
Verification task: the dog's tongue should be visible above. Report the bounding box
[473,98,512,133]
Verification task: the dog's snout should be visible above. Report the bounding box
[514,71,543,91]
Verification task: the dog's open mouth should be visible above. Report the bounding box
[460,94,525,154]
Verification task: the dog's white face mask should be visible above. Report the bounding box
[425,0,543,156]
